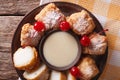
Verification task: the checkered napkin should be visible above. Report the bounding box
[40,0,120,80]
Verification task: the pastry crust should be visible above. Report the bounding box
[35,3,65,30]
[77,57,99,80]
[84,33,107,55]
[26,57,40,72]
[49,70,67,80]
[67,10,95,35]
[13,46,39,70]
[20,23,42,47]
[23,64,49,80]
[67,72,76,80]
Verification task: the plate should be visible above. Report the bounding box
[11,2,108,80]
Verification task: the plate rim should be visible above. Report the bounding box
[11,1,108,80]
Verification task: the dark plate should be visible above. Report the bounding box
[11,2,108,80]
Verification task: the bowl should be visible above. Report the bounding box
[39,30,81,71]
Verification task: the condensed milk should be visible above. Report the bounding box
[43,31,80,69]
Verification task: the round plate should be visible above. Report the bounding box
[11,2,108,80]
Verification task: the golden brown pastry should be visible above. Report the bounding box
[77,57,99,80]
[84,33,107,55]
[26,58,40,72]
[13,46,38,70]
[35,3,65,30]
[20,23,42,47]
[67,10,95,35]
[23,64,49,80]
[49,70,67,80]
[67,72,76,80]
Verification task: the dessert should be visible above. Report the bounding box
[67,10,95,35]
[84,33,107,55]
[20,23,42,47]
[35,3,65,30]
[67,72,76,80]
[23,64,49,80]
[77,57,99,80]
[49,70,67,80]
[13,46,38,70]
[12,3,107,80]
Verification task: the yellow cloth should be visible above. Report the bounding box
[40,0,120,80]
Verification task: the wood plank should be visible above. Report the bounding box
[0,0,40,15]
[0,16,24,80]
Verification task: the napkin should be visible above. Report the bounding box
[40,0,120,80]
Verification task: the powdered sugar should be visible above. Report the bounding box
[24,28,41,46]
[42,10,64,30]
[29,29,39,38]
[84,66,93,76]
[26,28,39,38]
[73,17,89,32]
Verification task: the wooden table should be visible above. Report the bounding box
[0,0,40,79]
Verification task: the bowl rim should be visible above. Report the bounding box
[39,29,81,71]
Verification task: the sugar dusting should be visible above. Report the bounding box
[43,10,64,29]
[73,17,89,32]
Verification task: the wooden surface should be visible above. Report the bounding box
[0,0,40,80]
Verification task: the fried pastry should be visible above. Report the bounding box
[20,23,42,47]
[35,3,65,30]
[84,33,107,55]
[13,46,38,70]
[49,70,67,80]
[67,10,95,35]
[77,57,99,80]
[23,64,49,80]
